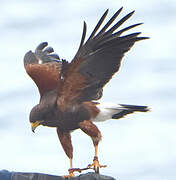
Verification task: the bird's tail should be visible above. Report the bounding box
[112,104,149,119]
[92,102,150,122]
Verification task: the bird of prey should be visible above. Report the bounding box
[24,7,149,176]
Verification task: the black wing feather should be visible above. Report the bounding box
[87,9,109,41]
[71,8,148,102]
[95,7,123,38]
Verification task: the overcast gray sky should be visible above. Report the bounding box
[0,0,176,179]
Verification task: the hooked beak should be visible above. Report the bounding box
[31,121,41,133]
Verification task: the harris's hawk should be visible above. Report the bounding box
[24,7,149,176]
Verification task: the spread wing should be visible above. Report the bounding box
[58,7,148,108]
[24,42,63,96]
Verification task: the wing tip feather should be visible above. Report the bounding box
[35,42,48,52]
[24,50,37,67]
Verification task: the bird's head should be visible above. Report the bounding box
[29,105,44,133]
[29,103,58,133]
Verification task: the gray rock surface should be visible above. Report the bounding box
[0,170,116,180]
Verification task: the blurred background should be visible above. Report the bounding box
[0,0,175,180]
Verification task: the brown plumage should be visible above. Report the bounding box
[24,7,149,176]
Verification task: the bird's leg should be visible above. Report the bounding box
[79,120,107,173]
[88,139,107,173]
[56,128,74,177]
[70,158,73,169]
[57,128,87,177]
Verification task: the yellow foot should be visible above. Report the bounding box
[63,167,88,178]
[62,171,75,178]
[62,173,74,178]
[87,156,107,173]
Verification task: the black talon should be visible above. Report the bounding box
[95,166,99,173]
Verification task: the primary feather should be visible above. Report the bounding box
[58,7,148,106]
